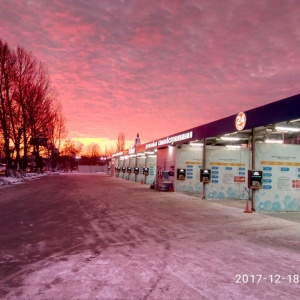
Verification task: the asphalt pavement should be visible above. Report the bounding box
[0,173,300,300]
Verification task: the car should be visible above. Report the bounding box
[0,163,6,175]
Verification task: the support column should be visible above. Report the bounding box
[251,128,256,212]
[202,138,206,200]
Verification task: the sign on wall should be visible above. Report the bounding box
[235,112,247,131]
[206,147,250,200]
[255,143,300,212]
[175,145,203,194]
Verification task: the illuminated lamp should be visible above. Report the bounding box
[226,145,241,150]
[220,136,241,141]
[190,142,203,146]
[145,151,155,155]
[265,132,284,144]
[275,126,300,132]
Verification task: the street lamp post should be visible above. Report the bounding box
[76,156,81,172]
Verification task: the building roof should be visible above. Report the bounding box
[139,93,300,150]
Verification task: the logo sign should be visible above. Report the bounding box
[235,112,247,131]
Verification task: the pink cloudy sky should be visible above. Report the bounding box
[1,0,299,149]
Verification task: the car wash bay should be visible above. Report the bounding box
[110,94,300,213]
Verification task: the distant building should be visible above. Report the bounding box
[134,133,141,146]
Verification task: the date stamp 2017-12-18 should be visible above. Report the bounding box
[235,274,299,284]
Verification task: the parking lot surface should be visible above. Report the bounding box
[0,173,300,299]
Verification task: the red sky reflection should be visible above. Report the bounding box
[0,0,299,149]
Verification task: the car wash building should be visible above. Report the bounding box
[109,94,300,212]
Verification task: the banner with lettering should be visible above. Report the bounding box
[175,145,203,194]
[206,147,250,200]
[255,143,300,211]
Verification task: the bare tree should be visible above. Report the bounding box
[0,39,16,174]
[26,60,53,170]
[43,98,66,170]
[84,143,101,157]
[0,39,67,175]
[11,46,39,172]
[0,134,5,162]
[59,139,84,171]
[116,132,125,152]
[50,100,67,152]
[105,145,116,157]
[60,139,84,157]
[13,47,63,171]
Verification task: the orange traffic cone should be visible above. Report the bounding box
[244,200,253,213]
[169,184,173,192]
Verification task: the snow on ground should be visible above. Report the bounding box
[0,171,107,187]
[0,173,47,186]
[1,173,300,299]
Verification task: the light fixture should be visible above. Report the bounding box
[226,145,241,150]
[145,151,155,155]
[190,142,203,146]
[265,132,284,144]
[275,126,300,132]
[265,139,284,144]
[220,136,241,141]
[289,119,300,123]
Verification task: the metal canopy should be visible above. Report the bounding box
[146,94,300,148]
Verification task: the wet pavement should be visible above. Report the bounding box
[0,173,300,299]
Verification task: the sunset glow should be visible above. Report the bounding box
[0,0,299,148]
[73,137,134,153]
